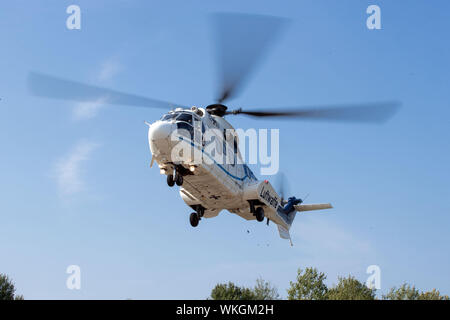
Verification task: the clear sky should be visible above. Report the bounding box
[1,0,449,299]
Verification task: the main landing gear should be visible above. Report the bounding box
[166,168,183,187]
[249,201,265,222]
[255,207,265,222]
[190,212,200,227]
[189,206,205,227]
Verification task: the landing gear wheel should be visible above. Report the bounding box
[190,212,199,227]
[175,172,183,186]
[255,207,265,222]
[167,174,175,187]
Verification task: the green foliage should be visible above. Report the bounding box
[0,274,22,300]
[382,283,420,300]
[210,279,280,300]
[418,289,449,300]
[327,275,376,300]
[287,267,328,300]
[383,284,449,300]
[253,278,280,300]
[210,282,257,300]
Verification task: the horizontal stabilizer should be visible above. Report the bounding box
[294,203,333,212]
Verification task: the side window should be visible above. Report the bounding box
[199,122,206,146]
[230,136,238,167]
[223,129,227,155]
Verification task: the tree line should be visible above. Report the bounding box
[2,269,448,300]
[210,267,449,300]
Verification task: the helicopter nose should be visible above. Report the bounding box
[148,121,174,157]
[149,121,173,141]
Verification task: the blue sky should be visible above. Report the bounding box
[1,0,449,299]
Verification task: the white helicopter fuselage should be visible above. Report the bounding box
[147,106,331,242]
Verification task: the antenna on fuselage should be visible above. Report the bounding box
[302,193,310,202]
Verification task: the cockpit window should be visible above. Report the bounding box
[160,113,178,121]
[176,113,193,124]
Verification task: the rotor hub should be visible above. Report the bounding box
[206,104,228,117]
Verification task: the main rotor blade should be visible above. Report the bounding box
[28,72,184,109]
[211,13,288,103]
[229,101,401,123]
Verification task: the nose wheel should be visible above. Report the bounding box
[175,172,183,186]
[167,174,175,187]
[166,170,183,187]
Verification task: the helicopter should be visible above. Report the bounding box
[27,13,400,245]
